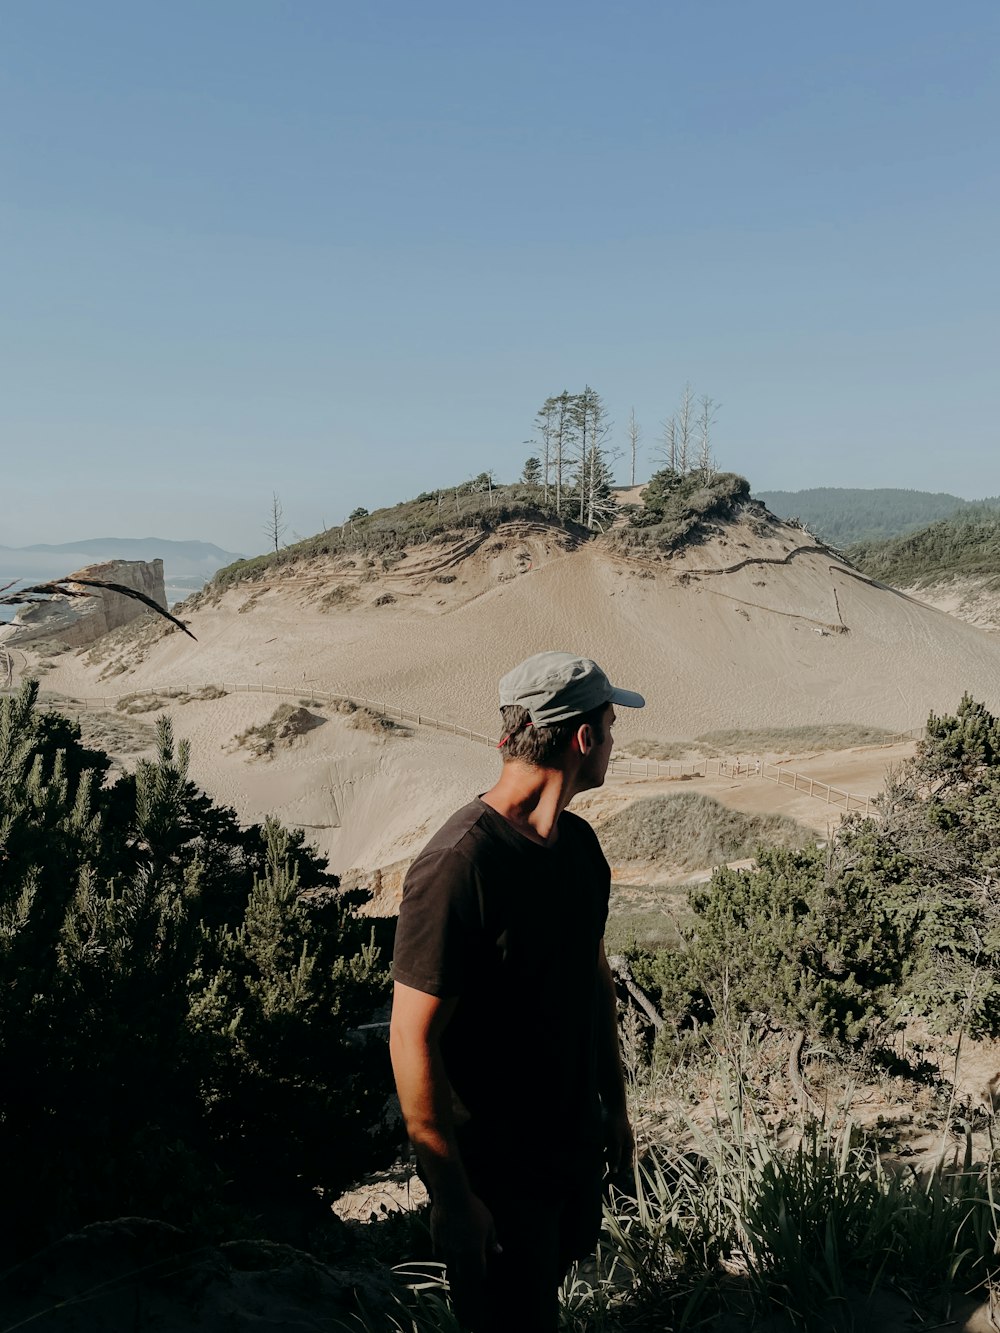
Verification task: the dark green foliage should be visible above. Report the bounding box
[0,681,394,1257]
[687,844,915,1046]
[849,506,1000,589]
[521,456,542,486]
[755,486,994,547]
[871,694,1000,1035]
[628,695,1000,1056]
[607,469,751,555]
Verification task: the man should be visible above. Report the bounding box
[390,651,645,1331]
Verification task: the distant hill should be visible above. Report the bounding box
[0,537,243,620]
[753,488,998,547]
[5,537,241,571]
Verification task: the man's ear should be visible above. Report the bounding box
[576,721,593,755]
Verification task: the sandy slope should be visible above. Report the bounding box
[44,515,1000,738]
[901,576,1000,632]
[31,512,1000,878]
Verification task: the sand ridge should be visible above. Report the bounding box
[31,509,1000,878]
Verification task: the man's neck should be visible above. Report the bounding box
[480,761,580,846]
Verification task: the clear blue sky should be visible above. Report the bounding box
[3,0,997,555]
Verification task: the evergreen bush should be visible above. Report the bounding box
[0,681,394,1257]
[606,469,751,555]
[629,695,1000,1061]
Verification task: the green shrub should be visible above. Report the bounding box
[626,695,1000,1059]
[0,681,394,1257]
[606,469,751,556]
[211,485,586,592]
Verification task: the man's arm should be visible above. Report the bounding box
[389,981,497,1269]
[596,939,635,1174]
[389,982,468,1195]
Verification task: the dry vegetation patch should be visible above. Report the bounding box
[234,703,325,759]
[320,585,358,610]
[74,708,157,757]
[624,722,895,761]
[598,793,813,872]
[81,611,182,678]
[21,641,64,675]
[114,684,227,714]
[623,738,705,761]
[333,698,410,737]
[697,722,895,752]
[605,882,691,954]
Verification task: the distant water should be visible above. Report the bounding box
[0,581,29,623]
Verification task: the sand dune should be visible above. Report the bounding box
[31,510,1000,879]
[45,513,1000,737]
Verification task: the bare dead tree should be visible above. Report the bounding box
[697,394,720,476]
[627,407,641,487]
[533,399,557,504]
[660,415,677,471]
[265,492,287,553]
[553,391,574,519]
[677,382,694,473]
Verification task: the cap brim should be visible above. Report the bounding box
[609,686,645,709]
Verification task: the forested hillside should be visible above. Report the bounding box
[849,507,1000,588]
[754,487,992,546]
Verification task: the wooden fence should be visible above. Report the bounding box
[606,755,874,815]
[5,680,917,818]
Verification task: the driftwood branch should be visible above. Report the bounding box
[0,578,196,641]
[788,1029,822,1115]
[608,954,664,1031]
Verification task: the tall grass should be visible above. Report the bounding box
[345,1041,1000,1332]
[626,723,895,760]
[603,1058,1000,1329]
[209,484,584,592]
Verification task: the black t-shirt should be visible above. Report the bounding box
[392,798,610,1166]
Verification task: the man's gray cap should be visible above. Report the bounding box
[498,651,645,727]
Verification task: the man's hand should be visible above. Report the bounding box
[431,1191,500,1275]
[604,1107,635,1176]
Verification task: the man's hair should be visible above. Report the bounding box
[499,703,607,766]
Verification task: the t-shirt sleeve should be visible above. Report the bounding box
[392,847,483,997]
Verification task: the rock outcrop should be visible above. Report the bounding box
[0,559,167,649]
